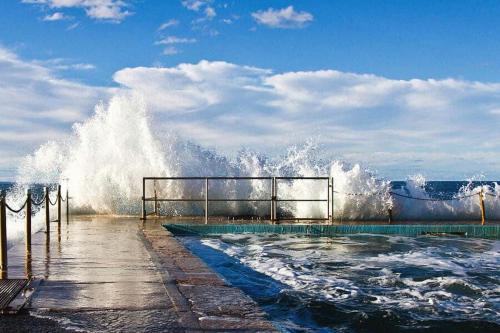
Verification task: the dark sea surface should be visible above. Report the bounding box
[180,233,500,333]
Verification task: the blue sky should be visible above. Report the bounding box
[1,0,500,180]
[4,1,500,84]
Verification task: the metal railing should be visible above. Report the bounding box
[141,177,334,223]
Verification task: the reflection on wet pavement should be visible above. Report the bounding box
[6,217,181,332]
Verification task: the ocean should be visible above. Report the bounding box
[181,233,500,333]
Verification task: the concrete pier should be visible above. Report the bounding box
[1,217,278,332]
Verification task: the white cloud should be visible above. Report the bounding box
[112,60,500,178]
[3,46,500,180]
[42,11,70,21]
[204,6,216,19]
[59,63,96,70]
[66,22,80,30]
[0,47,111,180]
[158,19,179,31]
[162,47,179,56]
[34,58,96,70]
[181,0,208,11]
[252,6,313,29]
[23,0,131,22]
[182,0,216,24]
[155,36,197,45]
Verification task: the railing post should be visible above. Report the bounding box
[205,178,209,224]
[66,188,69,224]
[270,178,273,223]
[25,189,32,255]
[45,187,50,234]
[388,208,393,224]
[479,190,486,225]
[154,180,158,217]
[57,185,61,224]
[0,191,7,279]
[142,178,146,220]
[327,178,330,224]
[270,178,274,224]
[271,177,277,224]
[331,177,335,224]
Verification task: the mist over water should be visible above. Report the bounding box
[3,94,500,242]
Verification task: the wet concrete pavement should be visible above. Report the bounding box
[2,216,278,332]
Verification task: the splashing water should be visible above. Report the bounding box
[180,234,500,332]
[3,94,500,243]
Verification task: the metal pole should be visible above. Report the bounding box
[272,177,277,224]
[331,177,335,224]
[57,185,61,224]
[142,178,146,220]
[25,189,32,255]
[154,180,158,217]
[0,191,7,279]
[205,178,209,224]
[45,187,50,234]
[327,178,330,224]
[479,190,486,225]
[153,179,158,216]
[270,178,274,223]
[275,177,278,223]
[66,189,69,224]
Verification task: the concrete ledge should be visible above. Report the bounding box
[141,221,279,332]
[164,223,500,239]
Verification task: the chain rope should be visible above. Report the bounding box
[30,193,47,206]
[333,190,484,202]
[5,198,28,213]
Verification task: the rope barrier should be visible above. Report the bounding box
[60,195,66,203]
[389,191,479,201]
[333,189,483,202]
[5,199,28,213]
[31,197,45,206]
[48,195,58,206]
[30,193,47,206]
[333,190,385,197]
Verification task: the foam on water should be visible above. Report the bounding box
[182,234,500,332]
[4,94,500,243]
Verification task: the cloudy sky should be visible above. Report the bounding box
[1,0,500,180]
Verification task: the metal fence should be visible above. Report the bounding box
[141,177,334,223]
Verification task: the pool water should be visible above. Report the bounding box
[179,233,500,333]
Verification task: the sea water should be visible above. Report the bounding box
[180,233,500,332]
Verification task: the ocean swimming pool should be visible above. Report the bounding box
[179,233,500,332]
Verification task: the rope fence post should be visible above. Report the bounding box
[205,178,209,224]
[57,185,61,224]
[25,189,32,255]
[66,188,69,224]
[45,187,50,234]
[479,190,486,225]
[154,180,158,217]
[0,191,7,279]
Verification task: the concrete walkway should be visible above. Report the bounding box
[2,217,277,332]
